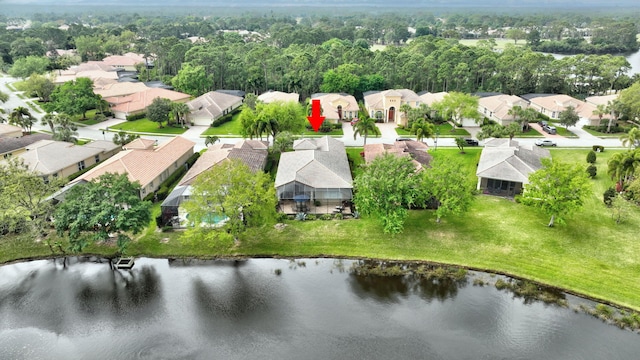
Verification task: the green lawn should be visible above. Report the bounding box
[397,123,470,137]
[201,113,243,136]
[582,127,624,138]
[4,148,640,311]
[110,118,187,135]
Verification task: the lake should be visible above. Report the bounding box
[546,50,640,76]
[0,257,638,359]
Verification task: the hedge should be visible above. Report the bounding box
[211,106,241,127]
[126,112,147,121]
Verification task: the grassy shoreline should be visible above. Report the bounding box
[2,148,640,312]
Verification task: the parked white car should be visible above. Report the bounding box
[535,139,557,147]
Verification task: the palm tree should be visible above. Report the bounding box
[353,116,380,146]
[205,135,220,147]
[620,127,640,149]
[52,113,78,143]
[172,102,191,127]
[607,150,640,190]
[507,105,525,131]
[399,103,412,126]
[41,112,57,133]
[9,106,35,134]
[606,100,620,134]
[410,119,435,143]
[455,136,467,153]
[592,104,607,128]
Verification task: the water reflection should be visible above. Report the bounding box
[348,260,466,303]
[1,257,639,360]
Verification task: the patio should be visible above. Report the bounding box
[278,199,352,215]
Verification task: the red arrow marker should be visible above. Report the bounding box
[307,99,325,132]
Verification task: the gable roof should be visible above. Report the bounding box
[178,140,269,186]
[187,91,244,119]
[123,138,156,150]
[478,94,529,121]
[14,140,119,176]
[258,91,299,103]
[105,88,190,115]
[275,136,352,189]
[76,136,195,188]
[364,89,421,109]
[476,138,550,184]
[524,94,598,120]
[585,94,619,107]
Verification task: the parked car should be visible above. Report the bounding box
[543,125,557,135]
[396,137,411,141]
[463,138,479,146]
[538,120,548,127]
[350,118,359,126]
[535,139,557,147]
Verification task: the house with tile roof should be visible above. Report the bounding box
[522,94,600,125]
[257,90,300,104]
[186,90,244,126]
[9,139,120,180]
[418,91,447,107]
[275,136,353,214]
[93,82,149,99]
[364,89,422,126]
[73,136,195,199]
[477,94,530,126]
[476,138,550,197]
[0,133,52,159]
[310,93,359,123]
[585,94,618,126]
[105,88,191,119]
[101,53,147,71]
[160,139,269,224]
[364,140,431,170]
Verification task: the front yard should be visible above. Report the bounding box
[110,118,188,135]
[396,122,470,137]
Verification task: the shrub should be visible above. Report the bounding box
[305,214,316,221]
[126,112,146,121]
[211,113,233,127]
[320,214,333,220]
[275,213,288,222]
[334,213,343,220]
[586,164,597,178]
[314,199,321,206]
[592,145,605,152]
[295,212,307,221]
[319,120,333,133]
[586,150,596,164]
[603,187,617,206]
[155,215,163,228]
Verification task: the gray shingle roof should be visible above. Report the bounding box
[0,133,52,155]
[476,139,550,184]
[275,136,352,189]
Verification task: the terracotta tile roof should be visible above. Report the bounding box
[258,91,300,103]
[106,88,191,115]
[0,124,23,137]
[94,82,149,98]
[101,53,146,67]
[527,94,599,120]
[123,138,156,150]
[419,92,447,106]
[478,94,529,121]
[585,94,618,106]
[77,136,195,188]
[310,93,359,120]
[364,89,421,109]
[363,140,431,170]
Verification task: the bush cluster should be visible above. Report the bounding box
[126,112,146,121]
[586,164,597,178]
[592,145,605,152]
[586,150,597,164]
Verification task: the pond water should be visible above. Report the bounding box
[545,50,640,76]
[0,257,638,360]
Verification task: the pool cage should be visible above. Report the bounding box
[277,181,353,214]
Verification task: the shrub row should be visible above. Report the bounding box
[592,145,605,152]
[126,112,147,121]
[584,125,629,134]
[211,107,241,127]
[305,121,342,132]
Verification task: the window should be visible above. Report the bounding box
[174,161,178,169]
[95,155,100,163]
[78,160,85,171]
